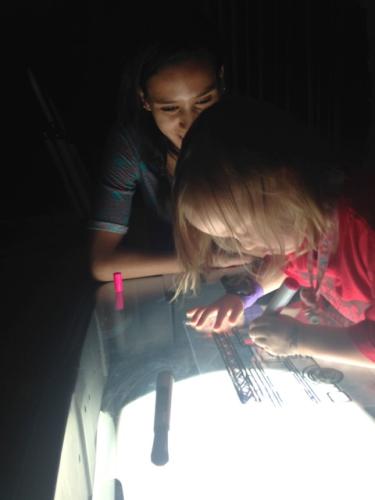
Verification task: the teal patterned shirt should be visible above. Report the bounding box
[89,123,171,235]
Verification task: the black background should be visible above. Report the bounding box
[4,0,374,220]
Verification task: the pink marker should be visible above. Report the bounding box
[113,272,123,293]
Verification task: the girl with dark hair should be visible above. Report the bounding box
[173,97,375,368]
[89,16,248,280]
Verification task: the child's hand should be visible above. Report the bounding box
[186,294,245,333]
[249,314,302,356]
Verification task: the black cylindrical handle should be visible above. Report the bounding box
[151,371,173,466]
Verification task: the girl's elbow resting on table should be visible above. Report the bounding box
[90,255,115,282]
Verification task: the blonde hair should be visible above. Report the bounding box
[172,97,343,297]
[174,164,331,296]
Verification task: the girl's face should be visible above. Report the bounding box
[142,59,221,153]
[186,211,298,258]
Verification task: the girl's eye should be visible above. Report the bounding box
[160,95,213,113]
[161,106,179,113]
[196,96,212,106]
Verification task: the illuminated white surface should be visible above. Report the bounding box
[114,370,375,499]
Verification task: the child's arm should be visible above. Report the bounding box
[249,315,375,369]
[299,320,375,369]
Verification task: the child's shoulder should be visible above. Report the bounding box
[336,196,375,271]
[338,198,374,237]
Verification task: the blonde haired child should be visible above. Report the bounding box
[173,97,375,368]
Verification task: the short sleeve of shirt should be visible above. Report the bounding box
[89,125,141,234]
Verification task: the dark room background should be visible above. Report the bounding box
[5,0,374,225]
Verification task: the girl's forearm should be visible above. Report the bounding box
[91,250,182,281]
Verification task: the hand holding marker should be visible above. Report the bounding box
[246,277,300,345]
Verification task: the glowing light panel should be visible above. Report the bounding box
[112,370,375,500]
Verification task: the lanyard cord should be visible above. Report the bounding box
[306,210,337,305]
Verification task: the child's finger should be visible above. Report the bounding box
[248,332,268,347]
[189,309,208,326]
[186,306,203,318]
[250,316,276,329]
[228,304,243,324]
[248,323,272,336]
[213,308,231,331]
[195,308,217,328]
[253,337,269,349]
[185,309,203,326]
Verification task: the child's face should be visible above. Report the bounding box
[142,59,221,157]
[187,211,298,257]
